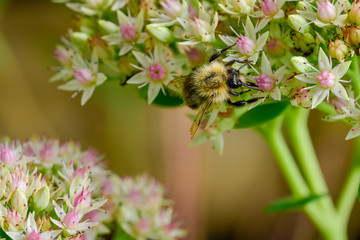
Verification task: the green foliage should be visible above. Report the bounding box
[138,85,183,107]
[264,194,325,214]
[234,101,290,129]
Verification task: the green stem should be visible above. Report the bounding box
[256,113,347,240]
[349,56,360,96]
[337,137,360,227]
[256,115,309,196]
[285,107,336,213]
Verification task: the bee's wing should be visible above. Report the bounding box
[190,93,215,139]
[167,76,187,95]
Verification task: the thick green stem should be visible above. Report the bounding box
[256,115,309,196]
[257,114,347,240]
[349,56,360,96]
[285,107,336,214]
[337,137,360,226]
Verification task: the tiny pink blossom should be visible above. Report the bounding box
[6,207,23,227]
[127,189,142,204]
[73,67,95,85]
[236,35,256,56]
[316,70,335,88]
[349,0,360,25]
[184,47,204,65]
[148,63,166,82]
[331,97,348,113]
[74,187,92,208]
[259,0,279,17]
[63,210,80,230]
[120,23,138,42]
[73,167,87,178]
[84,210,99,222]
[317,0,336,23]
[160,0,182,18]
[0,146,15,164]
[54,47,71,65]
[40,142,55,162]
[255,74,275,91]
[101,179,114,196]
[136,218,150,235]
[27,230,41,240]
[11,167,26,192]
[81,148,98,168]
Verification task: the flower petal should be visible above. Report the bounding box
[119,44,133,56]
[147,83,161,104]
[295,73,317,84]
[318,48,331,71]
[58,79,82,91]
[81,87,95,105]
[333,61,351,80]
[261,53,272,75]
[127,72,148,85]
[331,82,349,100]
[256,31,269,51]
[132,51,150,68]
[311,89,328,108]
[345,123,360,140]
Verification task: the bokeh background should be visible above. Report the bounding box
[1,0,360,239]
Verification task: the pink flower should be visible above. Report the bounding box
[81,148,98,168]
[259,0,279,17]
[73,67,95,85]
[40,142,55,163]
[255,74,275,91]
[27,230,41,240]
[316,70,335,88]
[148,63,166,82]
[317,0,336,23]
[120,23,138,42]
[6,207,23,228]
[0,146,15,164]
[74,187,93,208]
[63,210,80,230]
[160,0,182,18]
[236,35,256,56]
[349,0,360,25]
[136,218,150,235]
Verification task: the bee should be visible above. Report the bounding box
[168,43,261,139]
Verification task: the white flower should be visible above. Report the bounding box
[218,0,256,16]
[219,17,269,64]
[297,0,349,27]
[295,48,351,108]
[127,44,185,104]
[177,3,218,45]
[149,0,189,25]
[6,212,61,240]
[58,50,107,105]
[102,9,147,56]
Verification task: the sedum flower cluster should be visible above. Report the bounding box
[51,0,360,152]
[0,136,185,240]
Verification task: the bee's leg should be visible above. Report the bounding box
[209,43,236,62]
[226,97,260,107]
[229,89,250,96]
[225,59,251,67]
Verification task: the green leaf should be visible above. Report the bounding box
[111,227,135,240]
[264,194,325,214]
[234,101,289,129]
[0,228,11,240]
[138,85,184,107]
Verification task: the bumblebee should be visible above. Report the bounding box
[169,44,261,139]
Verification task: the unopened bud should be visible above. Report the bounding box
[329,39,349,62]
[98,20,119,34]
[146,24,174,44]
[317,0,336,23]
[34,186,50,211]
[296,1,314,11]
[291,56,312,73]
[11,190,28,216]
[71,32,90,49]
[349,1,360,25]
[288,14,310,33]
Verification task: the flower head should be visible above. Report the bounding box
[295,48,351,108]
[127,44,185,104]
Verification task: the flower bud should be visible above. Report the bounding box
[328,39,349,62]
[146,24,174,44]
[287,14,310,33]
[34,186,50,211]
[11,189,28,216]
[296,1,314,11]
[98,20,119,34]
[0,146,15,165]
[86,0,104,8]
[266,37,285,56]
[348,0,360,25]
[71,32,90,49]
[236,35,256,56]
[290,56,312,73]
[73,67,95,85]
[317,0,336,23]
[254,74,275,91]
[348,26,360,47]
[259,0,279,17]
[160,0,182,18]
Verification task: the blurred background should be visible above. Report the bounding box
[1,0,360,239]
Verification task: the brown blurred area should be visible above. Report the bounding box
[1,1,360,239]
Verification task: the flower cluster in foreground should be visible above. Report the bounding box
[0,136,185,240]
[52,0,360,152]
